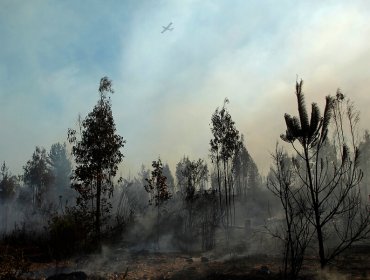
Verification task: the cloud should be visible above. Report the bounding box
[1,1,370,178]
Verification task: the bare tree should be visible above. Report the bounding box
[280,80,370,268]
[267,145,312,279]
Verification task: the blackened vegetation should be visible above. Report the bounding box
[269,80,370,278]
[267,146,311,280]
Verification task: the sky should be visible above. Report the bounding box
[1,0,370,178]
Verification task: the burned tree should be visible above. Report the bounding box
[267,145,312,279]
[68,77,125,242]
[280,80,370,268]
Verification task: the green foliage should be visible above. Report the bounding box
[176,156,208,201]
[144,158,171,206]
[23,147,54,208]
[144,158,171,249]
[0,162,19,202]
[210,98,241,163]
[210,98,242,227]
[68,77,125,239]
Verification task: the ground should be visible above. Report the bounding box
[20,245,370,280]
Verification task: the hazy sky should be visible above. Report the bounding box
[1,1,370,177]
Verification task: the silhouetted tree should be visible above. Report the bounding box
[199,190,219,251]
[23,147,53,208]
[233,136,261,200]
[267,145,312,280]
[176,157,208,199]
[144,158,171,249]
[0,162,19,202]
[359,130,370,199]
[68,77,125,242]
[175,156,208,250]
[49,142,73,210]
[210,98,241,228]
[163,163,175,194]
[280,80,370,268]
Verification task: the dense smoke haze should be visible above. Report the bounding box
[1,1,370,280]
[1,1,370,176]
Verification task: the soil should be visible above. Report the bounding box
[22,246,370,280]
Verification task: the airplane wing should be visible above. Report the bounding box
[161,22,173,33]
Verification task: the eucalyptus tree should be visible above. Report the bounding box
[176,156,208,248]
[280,80,370,268]
[232,136,261,200]
[23,147,54,208]
[210,98,241,227]
[144,158,171,248]
[68,77,125,241]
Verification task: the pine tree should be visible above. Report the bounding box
[280,80,370,268]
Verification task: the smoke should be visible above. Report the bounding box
[0,201,26,234]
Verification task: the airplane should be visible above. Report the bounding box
[161,22,173,33]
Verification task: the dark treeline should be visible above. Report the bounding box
[1,77,370,279]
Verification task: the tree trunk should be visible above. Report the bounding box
[96,171,101,242]
[216,154,222,210]
[223,160,229,226]
[303,146,326,268]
